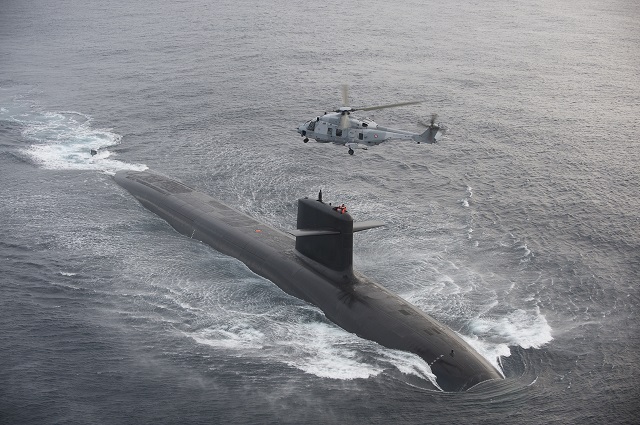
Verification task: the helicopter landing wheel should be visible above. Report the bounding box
[303,138,309,143]
[348,148,354,155]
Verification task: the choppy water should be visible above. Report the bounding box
[1,0,638,423]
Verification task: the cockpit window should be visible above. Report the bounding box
[307,120,316,131]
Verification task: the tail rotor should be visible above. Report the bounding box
[416,113,446,144]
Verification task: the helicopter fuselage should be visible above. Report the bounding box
[297,111,437,154]
[298,113,413,145]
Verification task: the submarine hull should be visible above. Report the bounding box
[114,170,503,391]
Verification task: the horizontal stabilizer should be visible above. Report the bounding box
[353,220,385,232]
[288,229,341,237]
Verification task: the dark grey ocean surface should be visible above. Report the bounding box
[1,0,638,423]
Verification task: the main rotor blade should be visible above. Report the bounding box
[357,100,422,112]
[339,113,350,130]
[341,84,350,107]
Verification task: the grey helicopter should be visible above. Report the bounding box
[297,85,444,155]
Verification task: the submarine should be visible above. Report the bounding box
[114,170,503,391]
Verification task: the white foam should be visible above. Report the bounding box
[287,341,383,380]
[190,327,266,350]
[375,348,439,383]
[518,243,533,263]
[469,307,553,350]
[283,329,440,384]
[9,109,146,173]
[186,320,384,380]
[459,333,510,376]
[186,315,441,383]
[460,186,473,207]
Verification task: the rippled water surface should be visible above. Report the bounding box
[1,0,638,423]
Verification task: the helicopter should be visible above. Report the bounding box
[297,85,444,155]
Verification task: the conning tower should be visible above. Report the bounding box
[291,193,383,284]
